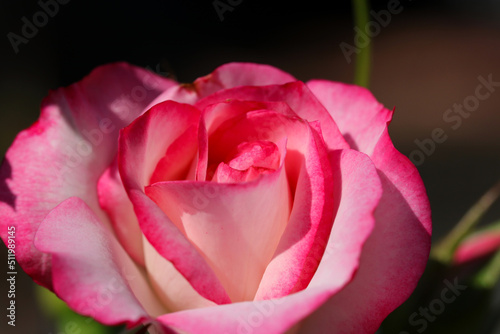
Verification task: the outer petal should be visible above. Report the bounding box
[306,80,391,154]
[98,159,145,266]
[156,149,381,334]
[34,197,167,327]
[144,85,199,113]
[158,292,329,334]
[0,62,176,288]
[302,80,432,332]
[118,100,232,305]
[195,81,349,151]
[144,62,296,110]
[193,62,296,97]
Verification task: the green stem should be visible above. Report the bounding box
[352,0,371,88]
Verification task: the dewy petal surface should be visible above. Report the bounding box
[0,62,176,288]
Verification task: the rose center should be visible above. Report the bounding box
[211,140,280,183]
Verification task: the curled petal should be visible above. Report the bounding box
[119,101,231,305]
[302,80,432,333]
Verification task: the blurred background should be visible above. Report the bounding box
[0,0,499,333]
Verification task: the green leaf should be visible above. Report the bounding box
[472,247,500,289]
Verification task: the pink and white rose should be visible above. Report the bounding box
[0,62,431,333]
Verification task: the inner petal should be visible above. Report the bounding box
[227,141,280,171]
[212,141,280,183]
[146,138,290,302]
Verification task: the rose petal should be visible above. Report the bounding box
[150,125,199,183]
[0,62,175,288]
[196,100,297,181]
[144,85,199,113]
[145,62,296,110]
[157,292,328,334]
[98,159,145,266]
[128,189,232,305]
[146,148,290,302]
[156,149,381,334]
[306,80,392,154]
[194,62,297,97]
[195,81,349,151]
[143,238,218,311]
[302,80,432,333]
[308,149,381,289]
[119,100,200,190]
[254,122,335,300]
[34,197,167,327]
[118,100,231,305]
[211,140,281,183]
[196,109,335,298]
[98,96,198,273]
[454,228,500,264]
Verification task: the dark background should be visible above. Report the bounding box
[1,0,500,333]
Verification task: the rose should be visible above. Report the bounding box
[0,62,431,333]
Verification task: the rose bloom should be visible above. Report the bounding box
[0,63,431,333]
